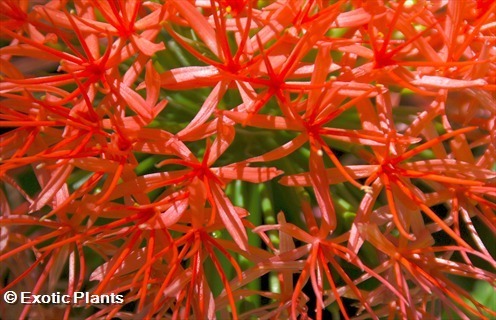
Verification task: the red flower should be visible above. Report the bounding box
[1,1,495,319]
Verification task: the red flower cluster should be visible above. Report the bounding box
[1,1,495,319]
